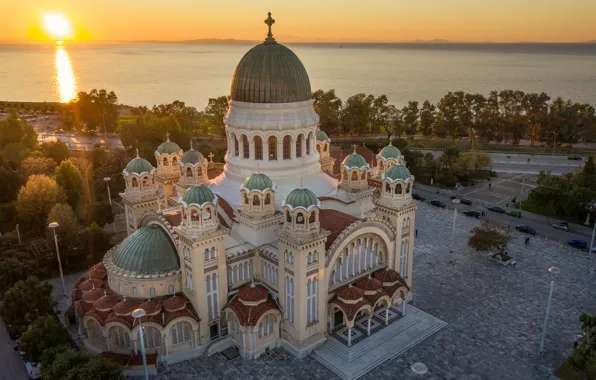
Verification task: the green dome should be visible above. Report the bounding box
[243,173,274,192]
[124,157,154,175]
[180,149,207,165]
[284,188,319,210]
[342,153,369,169]
[182,186,216,206]
[113,224,179,274]
[383,165,413,181]
[379,144,401,160]
[316,130,330,142]
[230,42,311,104]
[156,140,182,155]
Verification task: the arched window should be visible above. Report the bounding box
[306,132,312,155]
[268,136,277,160]
[204,249,210,261]
[286,211,292,223]
[265,193,271,205]
[132,287,138,296]
[385,183,391,193]
[162,157,168,167]
[254,136,263,160]
[323,144,328,152]
[296,213,305,225]
[233,134,239,156]
[242,135,249,158]
[142,176,150,187]
[351,171,359,181]
[342,169,348,180]
[309,211,316,224]
[253,194,260,206]
[296,134,303,158]
[145,326,161,348]
[171,321,190,345]
[406,183,411,193]
[361,171,366,180]
[168,285,175,295]
[88,320,103,344]
[283,136,291,160]
[150,287,156,297]
[112,326,131,347]
[210,247,216,259]
[395,184,402,194]
[191,209,200,222]
[316,144,321,154]
[172,157,178,166]
[197,166,202,176]
[132,177,138,188]
[186,167,192,178]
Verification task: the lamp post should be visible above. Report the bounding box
[539,266,560,353]
[132,308,149,380]
[590,205,596,254]
[103,177,112,206]
[48,222,66,295]
[15,224,21,245]
[552,132,558,157]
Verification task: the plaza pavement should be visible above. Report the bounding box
[132,203,596,380]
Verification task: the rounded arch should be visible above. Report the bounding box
[163,315,199,333]
[130,321,164,341]
[250,308,281,333]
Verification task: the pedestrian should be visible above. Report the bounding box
[506,203,509,208]
[415,228,418,237]
[488,183,492,190]
[525,237,530,246]
[449,250,455,263]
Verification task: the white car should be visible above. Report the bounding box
[24,361,41,379]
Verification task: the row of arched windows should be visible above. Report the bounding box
[284,250,294,265]
[399,239,410,279]
[243,193,272,206]
[203,247,217,261]
[306,251,319,265]
[258,315,275,338]
[231,133,314,161]
[228,261,253,285]
[331,238,384,286]
[384,182,412,195]
[402,217,411,228]
[262,261,278,285]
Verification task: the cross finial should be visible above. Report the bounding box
[189,139,193,151]
[264,12,276,43]
[166,132,170,141]
[300,175,303,189]
[353,144,357,153]
[136,148,140,157]
[208,152,215,163]
[256,162,260,174]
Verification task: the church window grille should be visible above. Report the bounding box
[145,326,161,348]
[233,134,239,156]
[206,274,219,321]
[351,171,359,181]
[254,136,263,160]
[283,136,291,159]
[132,177,138,188]
[113,326,131,347]
[168,285,175,295]
[242,135,249,158]
[385,183,391,193]
[150,287,156,297]
[268,136,277,160]
[253,194,260,206]
[296,134,303,158]
[265,193,271,205]
[171,322,190,345]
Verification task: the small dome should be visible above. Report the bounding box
[79,279,104,292]
[355,275,383,292]
[230,14,311,104]
[125,157,154,175]
[93,293,119,311]
[139,299,162,316]
[243,173,274,192]
[82,287,105,303]
[163,295,188,312]
[284,188,319,210]
[180,149,207,165]
[238,283,269,304]
[182,185,217,207]
[112,298,139,316]
[342,153,369,170]
[156,140,182,155]
[316,130,330,142]
[379,144,402,160]
[113,224,180,275]
[374,268,400,283]
[383,165,413,182]
[337,284,364,301]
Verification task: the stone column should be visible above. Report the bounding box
[367,318,371,336]
[291,136,296,159]
[133,340,138,355]
[194,328,199,348]
[105,336,111,352]
[252,331,257,359]
[385,306,390,325]
[347,327,352,346]
[250,139,255,160]
[301,136,306,158]
[402,300,407,315]
[278,139,283,160]
[264,137,269,161]
[164,335,169,356]
[242,331,246,357]
[239,137,244,159]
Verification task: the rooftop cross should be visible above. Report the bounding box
[353,144,357,153]
[136,148,140,157]
[189,139,193,150]
[208,152,215,162]
[166,132,170,141]
[264,12,276,43]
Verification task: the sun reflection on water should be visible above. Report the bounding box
[54,46,77,102]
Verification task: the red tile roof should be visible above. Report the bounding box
[93,294,119,311]
[79,279,105,292]
[139,299,163,315]
[330,298,369,321]
[227,294,280,327]
[331,147,377,174]
[217,195,235,220]
[163,295,189,311]
[364,289,390,307]
[355,276,383,292]
[337,285,364,301]
[208,168,224,179]
[319,209,359,250]
[112,298,139,316]
[164,212,182,227]
[82,287,106,303]
[238,284,269,303]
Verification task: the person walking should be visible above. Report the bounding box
[525,237,530,246]
[415,228,418,237]
[449,250,455,263]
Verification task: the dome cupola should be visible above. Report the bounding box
[241,173,276,218]
[155,133,183,180]
[340,146,370,190]
[377,142,405,173]
[179,186,219,234]
[122,149,157,194]
[282,186,320,234]
[380,164,414,204]
[178,141,208,186]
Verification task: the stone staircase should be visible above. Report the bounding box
[312,306,447,380]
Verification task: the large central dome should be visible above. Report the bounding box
[230,14,311,104]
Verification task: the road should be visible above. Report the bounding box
[0,317,29,380]
[417,150,584,175]
[414,183,594,250]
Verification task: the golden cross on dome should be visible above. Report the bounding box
[165,131,170,141]
[264,12,276,43]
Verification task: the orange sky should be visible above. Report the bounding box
[1,0,595,43]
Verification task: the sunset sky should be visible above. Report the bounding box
[1,0,595,43]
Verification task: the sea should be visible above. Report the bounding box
[0,42,595,109]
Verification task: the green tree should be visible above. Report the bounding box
[370,95,391,135]
[473,152,492,171]
[0,112,37,150]
[203,96,229,136]
[20,157,57,179]
[80,222,112,264]
[20,315,72,363]
[40,140,70,165]
[55,160,84,208]
[16,175,67,234]
[419,100,436,137]
[70,89,119,133]
[64,356,122,380]
[0,276,55,334]
[455,153,474,174]
[313,89,343,136]
[341,93,374,135]
[468,220,511,258]
[47,203,79,242]
[0,167,22,203]
[0,257,36,296]
[152,100,201,134]
[401,101,419,135]
[69,157,93,202]
[42,347,88,380]
[439,148,460,170]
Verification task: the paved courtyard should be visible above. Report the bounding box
[137,203,596,380]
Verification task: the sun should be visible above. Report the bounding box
[43,13,71,41]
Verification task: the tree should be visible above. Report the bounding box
[402,101,419,135]
[203,96,229,136]
[42,347,88,380]
[455,153,474,174]
[0,112,37,150]
[473,153,492,171]
[47,203,79,242]
[570,313,596,379]
[419,100,436,137]
[55,160,85,208]
[80,222,112,264]
[20,315,72,363]
[0,167,21,203]
[313,89,343,135]
[152,100,201,134]
[64,356,122,380]
[439,148,460,170]
[69,157,93,202]
[468,220,511,258]
[0,276,55,334]
[341,93,374,135]
[0,257,36,296]
[16,175,67,234]
[370,95,391,135]
[70,89,119,132]
[20,157,57,179]
[40,140,70,165]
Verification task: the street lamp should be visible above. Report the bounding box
[589,202,596,253]
[132,308,149,380]
[48,222,66,295]
[103,177,112,206]
[552,132,558,157]
[539,266,560,353]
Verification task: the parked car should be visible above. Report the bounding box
[568,156,583,161]
[507,210,522,218]
[463,210,481,217]
[24,361,41,379]
[553,222,570,232]
[569,240,588,249]
[449,195,457,200]
[412,193,425,201]
[430,200,446,208]
[459,198,472,205]
[12,343,25,356]
[487,206,506,213]
[515,225,536,235]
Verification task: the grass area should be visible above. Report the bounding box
[554,356,596,380]
[517,200,585,225]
